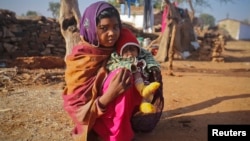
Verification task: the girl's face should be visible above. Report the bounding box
[122,45,139,58]
[96,17,120,48]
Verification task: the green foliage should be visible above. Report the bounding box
[26,11,39,17]
[242,19,250,24]
[175,0,233,8]
[47,2,60,18]
[199,13,215,26]
[153,0,162,10]
[107,0,122,7]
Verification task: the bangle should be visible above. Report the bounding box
[97,97,106,112]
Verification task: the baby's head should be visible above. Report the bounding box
[116,28,141,58]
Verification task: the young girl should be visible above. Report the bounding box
[62,1,162,141]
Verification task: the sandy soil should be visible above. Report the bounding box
[0,40,250,141]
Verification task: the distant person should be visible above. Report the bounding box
[143,0,154,33]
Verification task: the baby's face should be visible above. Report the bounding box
[122,45,139,58]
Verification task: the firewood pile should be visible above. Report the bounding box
[0,9,66,61]
[194,26,227,62]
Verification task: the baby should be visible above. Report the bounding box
[106,28,160,114]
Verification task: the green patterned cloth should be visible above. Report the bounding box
[106,48,160,74]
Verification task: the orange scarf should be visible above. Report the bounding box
[63,43,114,140]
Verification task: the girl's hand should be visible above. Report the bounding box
[108,68,132,96]
[98,68,132,107]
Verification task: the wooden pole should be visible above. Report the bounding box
[164,0,180,76]
[167,24,177,75]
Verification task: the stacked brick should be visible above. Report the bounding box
[0,9,66,60]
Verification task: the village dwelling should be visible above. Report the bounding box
[120,14,144,28]
[218,18,250,40]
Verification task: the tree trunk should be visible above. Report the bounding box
[59,0,81,60]
[187,0,195,22]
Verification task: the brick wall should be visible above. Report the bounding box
[0,9,65,60]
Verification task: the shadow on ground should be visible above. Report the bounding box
[135,93,250,141]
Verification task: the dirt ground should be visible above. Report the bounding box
[0,40,250,141]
